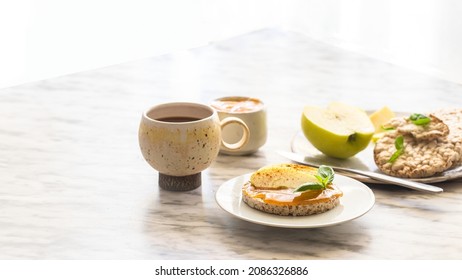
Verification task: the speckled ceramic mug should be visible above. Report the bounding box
[139,102,249,191]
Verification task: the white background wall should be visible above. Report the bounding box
[0,0,284,89]
[1,0,461,89]
[286,0,462,86]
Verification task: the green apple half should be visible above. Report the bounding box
[301,102,374,159]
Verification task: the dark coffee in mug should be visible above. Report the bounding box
[156,116,200,123]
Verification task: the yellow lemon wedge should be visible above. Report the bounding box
[369,106,396,133]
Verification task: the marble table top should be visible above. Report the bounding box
[1,28,461,259]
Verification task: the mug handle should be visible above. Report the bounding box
[220,117,250,150]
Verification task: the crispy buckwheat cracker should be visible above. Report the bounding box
[386,115,449,141]
[373,130,460,178]
[432,108,462,167]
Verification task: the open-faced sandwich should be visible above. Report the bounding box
[242,163,343,216]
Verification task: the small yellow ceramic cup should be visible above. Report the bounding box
[139,102,249,191]
[211,96,267,155]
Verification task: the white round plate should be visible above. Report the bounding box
[291,130,462,183]
[215,173,375,228]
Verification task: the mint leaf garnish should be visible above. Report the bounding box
[388,135,405,163]
[294,182,325,192]
[381,125,395,131]
[409,113,431,126]
[294,165,335,192]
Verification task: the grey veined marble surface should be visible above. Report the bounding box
[1,29,461,259]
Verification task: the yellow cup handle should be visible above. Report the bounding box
[220,117,250,150]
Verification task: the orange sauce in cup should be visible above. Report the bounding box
[211,97,264,113]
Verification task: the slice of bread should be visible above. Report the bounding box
[242,164,343,216]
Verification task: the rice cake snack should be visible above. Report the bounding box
[386,115,449,141]
[374,109,462,178]
[374,130,460,178]
[432,108,462,167]
[241,164,343,216]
